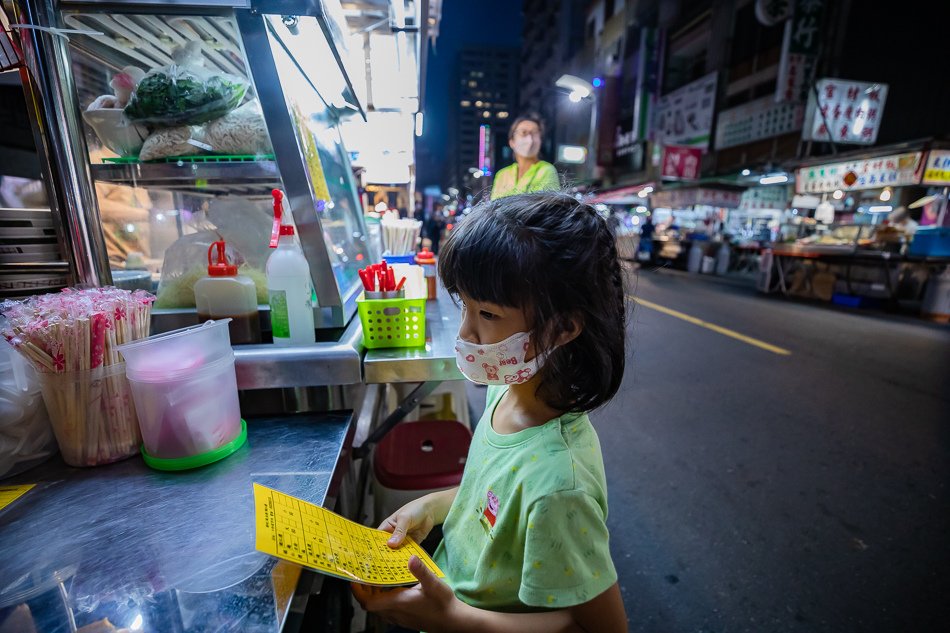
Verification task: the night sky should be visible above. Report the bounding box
[416,0,524,190]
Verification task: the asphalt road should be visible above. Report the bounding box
[594,267,950,632]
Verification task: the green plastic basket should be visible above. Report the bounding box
[102,154,276,165]
[358,297,426,349]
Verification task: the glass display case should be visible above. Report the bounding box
[19,0,375,329]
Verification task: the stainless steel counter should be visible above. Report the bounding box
[362,290,464,384]
[0,414,352,633]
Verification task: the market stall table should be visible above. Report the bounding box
[0,413,352,633]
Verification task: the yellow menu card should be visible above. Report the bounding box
[0,484,35,511]
[253,483,444,586]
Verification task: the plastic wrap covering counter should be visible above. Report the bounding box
[0,414,352,633]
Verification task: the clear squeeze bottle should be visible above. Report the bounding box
[194,240,261,344]
[266,189,315,345]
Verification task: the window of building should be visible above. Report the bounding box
[482,111,491,118]
[468,80,477,88]
[498,111,509,119]
[460,100,471,107]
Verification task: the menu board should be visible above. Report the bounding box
[253,483,444,586]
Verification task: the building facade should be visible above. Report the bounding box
[450,46,520,197]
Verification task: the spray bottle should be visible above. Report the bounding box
[266,189,315,345]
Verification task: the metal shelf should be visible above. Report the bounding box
[90,160,281,194]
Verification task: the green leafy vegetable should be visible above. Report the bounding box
[124,70,248,126]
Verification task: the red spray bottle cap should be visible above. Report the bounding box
[207,240,238,276]
[270,189,295,248]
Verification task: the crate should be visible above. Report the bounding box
[357,296,426,349]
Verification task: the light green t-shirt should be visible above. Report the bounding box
[432,386,617,612]
[490,160,560,199]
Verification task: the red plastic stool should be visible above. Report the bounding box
[372,420,472,522]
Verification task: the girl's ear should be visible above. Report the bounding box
[552,312,584,347]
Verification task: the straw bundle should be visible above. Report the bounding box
[1,287,154,466]
[381,211,422,256]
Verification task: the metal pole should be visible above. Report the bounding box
[15,0,112,286]
[588,95,598,181]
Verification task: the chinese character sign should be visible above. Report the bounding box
[775,0,825,103]
[803,79,888,145]
[794,152,923,193]
[922,150,950,186]
[661,145,702,180]
[715,96,804,149]
[654,73,718,151]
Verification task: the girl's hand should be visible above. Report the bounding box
[352,555,460,632]
[378,496,437,548]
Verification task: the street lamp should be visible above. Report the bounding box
[555,74,597,177]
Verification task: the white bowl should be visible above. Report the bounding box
[82,108,148,157]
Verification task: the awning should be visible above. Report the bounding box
[588,183,655,204]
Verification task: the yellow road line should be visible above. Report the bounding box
[631,296,792,356]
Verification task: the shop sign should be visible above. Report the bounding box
[922,150,950,186]
[756,0,792,26]
[652,188,742,209]
[715,95,804,149]
[613,117,646,172]
[775,0,826,103]
[803,79,888,145]
[794,152,923,194]
[660,145,701,180]
[739,185,789,211]
[654,72,718,151]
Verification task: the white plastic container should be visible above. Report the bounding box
[117,320,244,469]
[194,240,261,344]
[267,189,315,345]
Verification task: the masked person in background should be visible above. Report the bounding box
[490,114,560,200]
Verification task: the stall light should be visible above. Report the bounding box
[638,186,654,196]
[759,174,789,185]
[557,144,587,164]
[635,205,648,213]
[155,213,165,222]
[879,187,892,201]
[832,189,844,200]
[631,216,641,225]
[414,112,424,137]
[374,201,388,212]
[125,223,135,233]
[129,614,143,631]
[741,169,751,176]
[472,169,484,179]
[868,205,893,213]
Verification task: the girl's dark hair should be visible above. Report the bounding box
[439,191,627,413]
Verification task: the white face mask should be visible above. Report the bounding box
[455,331,543,386]
[512,135,540,159]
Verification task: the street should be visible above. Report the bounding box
[594,268,950,632]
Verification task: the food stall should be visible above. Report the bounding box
[648,186,742,270]
[0,1,464,631]
[759,144,950,309]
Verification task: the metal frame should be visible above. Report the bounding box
[16,0,371,328]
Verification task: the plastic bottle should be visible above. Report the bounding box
[266,189,316,345]
[415,247,437,299]
[194,240,261,344]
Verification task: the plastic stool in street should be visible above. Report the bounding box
[372,419,472,524]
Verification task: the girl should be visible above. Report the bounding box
[354,192,628,632]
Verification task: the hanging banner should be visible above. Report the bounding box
[794,152,924,194]
[775,0,826,103]
[922,150,950,186]
[660,145,702,180]
[715,95,804,149]
[803,79,888,145]
[652,188,742,209]
[632,26,664,142]
[654,72,718,151]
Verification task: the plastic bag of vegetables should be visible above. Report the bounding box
[124,66,248,127]
[124,43,247,127]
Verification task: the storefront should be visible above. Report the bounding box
[0,1,462,631]
[759,142,950,311]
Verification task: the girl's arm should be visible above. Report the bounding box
[378,487,458,547]
[353,556,627,633]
